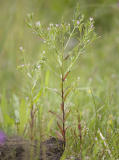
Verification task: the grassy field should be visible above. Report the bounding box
[0,0,119,159]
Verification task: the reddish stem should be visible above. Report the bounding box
[61,73,66,147]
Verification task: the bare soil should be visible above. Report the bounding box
[0,137,64,160]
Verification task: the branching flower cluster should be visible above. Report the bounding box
[23,11,96,145]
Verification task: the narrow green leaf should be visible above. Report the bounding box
[33,89,43,104]
[49,110,62,121]
[19,99,28,133]
[64,88,72,101]
[45,70,50,87]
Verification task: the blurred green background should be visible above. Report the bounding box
[0,0,119,95]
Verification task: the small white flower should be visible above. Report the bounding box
[35,21,41,27]
[90,17,93,21]
[91,24,94,28]
[47,27,50,31]
[21,64,25,67]
[77,20,80,25]
[43,50,45,54]
[19,46,24,52]
[50,23,53,27]
[55,24,59,27]
[37,65,41,69]
[95,137,98,141]
[68,23,70,26]
[43,40,46,43]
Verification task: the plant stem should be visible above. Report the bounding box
[61,51,66,147]
[61,72,65,147]
[30,103,34,140]
[30,102,36,141]
[78,115,82,160]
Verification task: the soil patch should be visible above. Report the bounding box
[0,136,64,160]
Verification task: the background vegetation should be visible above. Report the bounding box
[0,0,119,159]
